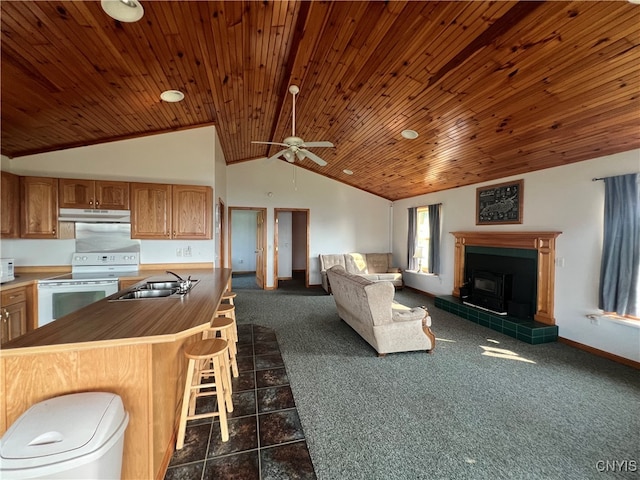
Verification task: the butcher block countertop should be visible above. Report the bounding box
[1,268,232,355]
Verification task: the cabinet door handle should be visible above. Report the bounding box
[89,200,93,205]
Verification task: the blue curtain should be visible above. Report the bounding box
[427,203,441,275]
[407,207,417,270]
[598,173,639,317]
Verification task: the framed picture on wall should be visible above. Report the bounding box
[476,179,524,225]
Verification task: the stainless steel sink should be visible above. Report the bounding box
[110,278,199,301]
[138,281,182,290]
[114,289,177,300]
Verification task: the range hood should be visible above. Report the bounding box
[59,208,131,223]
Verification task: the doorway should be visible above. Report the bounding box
[229,207,267,289]
[274,208,310,289]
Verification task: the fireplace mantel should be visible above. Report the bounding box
[451,231,562,325]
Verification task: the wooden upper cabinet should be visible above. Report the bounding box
[130,182,172,239]
[172,185,213,240]
[1,171,20,238]
[20,176,58,238]
[130,182,213,240]
[59,179,129,210]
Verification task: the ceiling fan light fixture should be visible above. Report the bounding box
[101,0,144,23]
[401,129,419,140]
[160,90,185,103]
[282,150,295,162]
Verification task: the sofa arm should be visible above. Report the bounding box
[391,306,427,323]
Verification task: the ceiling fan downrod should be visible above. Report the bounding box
[289,85,299,137]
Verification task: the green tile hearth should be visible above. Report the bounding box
[434,296,558,344]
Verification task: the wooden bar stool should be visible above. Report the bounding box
[204,317,239,378]
[176,338,233,449]
[221,290,237,305]
[216,303,237,343]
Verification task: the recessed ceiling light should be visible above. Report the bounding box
[401,129,419,140]
[101,0,144,23]
[160,90,185,103]
[343,169,353,175]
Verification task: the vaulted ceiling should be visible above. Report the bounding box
[1,1,639,201]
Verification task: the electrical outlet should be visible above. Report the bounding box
[184,246,192,257]
[239,259,244,264]
[176,248,182,257]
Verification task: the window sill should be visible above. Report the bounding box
[590,314,640,329]
[404,270,438,277]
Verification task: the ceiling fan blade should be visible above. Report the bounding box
[301,141,334,148]
[267,149,290,162]
[299,149,327,166]
[252,140,290,147]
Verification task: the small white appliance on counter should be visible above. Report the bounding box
[37,252,139,327]
[1,258,15,283]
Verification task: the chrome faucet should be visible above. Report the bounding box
[166,271,192,293]
[166,270,184,282]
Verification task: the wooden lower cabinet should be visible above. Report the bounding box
[1,287,28,345]
[0,335,199,479]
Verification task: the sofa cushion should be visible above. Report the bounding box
[376,273,403,283]
[365,253,391,273]
[320,254,346,271]
[345,253,368,274]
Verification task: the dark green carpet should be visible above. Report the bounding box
[233,278,640,479]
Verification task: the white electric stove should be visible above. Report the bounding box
[37,252,139,327]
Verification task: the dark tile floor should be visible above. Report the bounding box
[164,324,316,480]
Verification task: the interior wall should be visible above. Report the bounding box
[231,210,258,272]
[292,211,307,271]
[226,158,391,288]
[392,149,640,362]
[0,127,217,267]
[277,211,293,278]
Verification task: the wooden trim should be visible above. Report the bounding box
[558,337,640,370]
[451,231,561,325]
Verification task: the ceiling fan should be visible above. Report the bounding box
[252,85,334,166]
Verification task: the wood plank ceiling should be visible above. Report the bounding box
[1,1,639,201]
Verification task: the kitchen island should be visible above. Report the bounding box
[0,267,231,480]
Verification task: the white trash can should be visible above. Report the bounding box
[0,392,129,480]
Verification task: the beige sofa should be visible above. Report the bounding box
[319,253,403,293]
[327,265,435,356]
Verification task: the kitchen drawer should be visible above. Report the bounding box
[2,287,27,306]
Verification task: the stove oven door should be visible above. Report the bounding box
[37,280,119,327]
